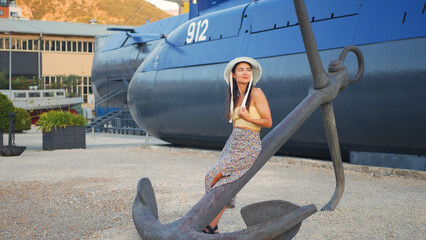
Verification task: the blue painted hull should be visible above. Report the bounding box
[128,37,426,159]
[92,0,426,161]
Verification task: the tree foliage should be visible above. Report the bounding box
[0,71,9,89]
[14,107,32,132]
[58,75,82,97]
[0,74,82,97]
[0,92,14,132]
[0,73,43,90]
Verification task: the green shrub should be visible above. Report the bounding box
[14,107,31,132]
[0,71,8,89]
[0,92,14,132]
[37,110,86,132]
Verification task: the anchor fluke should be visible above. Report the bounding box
[132,178,163,239]
[136,178,159,219]
[241,200,312,240]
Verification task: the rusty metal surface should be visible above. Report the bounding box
[131,0,365,238]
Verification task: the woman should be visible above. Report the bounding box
[203,57,272,234]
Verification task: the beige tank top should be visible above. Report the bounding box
[232,106,261,132]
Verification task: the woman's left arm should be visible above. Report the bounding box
[239,88,272,128]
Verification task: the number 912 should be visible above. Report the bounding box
[186,19,209,43]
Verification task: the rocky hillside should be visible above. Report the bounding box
[16,0,172,26]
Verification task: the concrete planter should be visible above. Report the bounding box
[42,126,86,150]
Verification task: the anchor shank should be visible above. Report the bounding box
[320,102,345,211]
[293,0,329,89]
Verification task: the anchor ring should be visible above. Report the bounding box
[338,45,365,84]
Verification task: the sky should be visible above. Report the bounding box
[145,0,179,10]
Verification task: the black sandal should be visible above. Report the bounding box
[202,225,218,234]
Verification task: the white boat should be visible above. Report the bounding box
[1,88,84,124]
[0,89,83,111]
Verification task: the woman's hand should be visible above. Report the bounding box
[238,106,250,121]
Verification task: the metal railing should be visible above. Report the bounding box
[94,90,124,116]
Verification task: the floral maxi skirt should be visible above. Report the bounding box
[205,128,262,208]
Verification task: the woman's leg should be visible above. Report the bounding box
[205,172,224,233]
[208,206,226,233]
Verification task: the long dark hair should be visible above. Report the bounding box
[226,61,254,121]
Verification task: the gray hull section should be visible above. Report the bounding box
[91,40,163,109]
[128,38,426,160]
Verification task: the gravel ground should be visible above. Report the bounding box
[0,132,425,239]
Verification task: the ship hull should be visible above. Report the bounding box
[128,37,426,160]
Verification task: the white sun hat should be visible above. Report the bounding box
[224,57,262,123]
[224,57,262,85]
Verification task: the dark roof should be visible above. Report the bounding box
[0,19,136,37]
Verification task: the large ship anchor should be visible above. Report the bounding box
[132,0,365,238]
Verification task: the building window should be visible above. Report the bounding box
[28,40,33,50]
[88,42,93,52]
[34,39,39,51]
[22,40,27,50]
[50,40,55,51]
[0,38,3,49]
[44,40,49,51]
[0,10,3,16]
[62,41,66,51]
[29,92,41,98]
[55,40,60,51]
[72,41,76,52]
[0,0,6,7]
[45,76,49,85]
[14,92,27,98]
[44,92,54,97]
[66,41,71,52]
